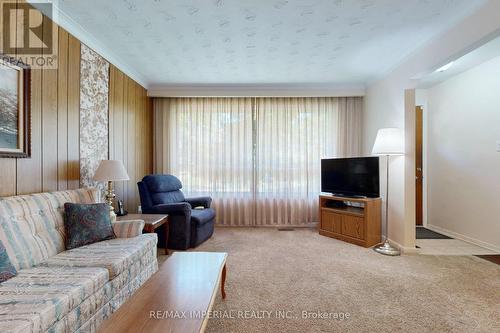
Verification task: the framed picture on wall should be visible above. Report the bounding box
[0,56,31,158]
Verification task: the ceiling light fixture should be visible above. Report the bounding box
[435,61,454,72]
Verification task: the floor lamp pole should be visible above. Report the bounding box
[373,155,401,256]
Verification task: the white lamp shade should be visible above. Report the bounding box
[371,128,404,156]
[94,160,130,181]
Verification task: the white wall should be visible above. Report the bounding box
[425,56,500,250]
[363,0,500,249]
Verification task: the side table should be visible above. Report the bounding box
[117,214,169,255]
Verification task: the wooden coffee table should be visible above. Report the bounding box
[99,252,228,333]
[117,214,169,254]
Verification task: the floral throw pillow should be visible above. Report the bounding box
[0,240,17,282]
[64,203,116,250]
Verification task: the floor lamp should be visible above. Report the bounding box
[372,128,404,256]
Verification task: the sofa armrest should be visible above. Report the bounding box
[185,196,212,208]
[149,202,192,216]
[112,219,145,238]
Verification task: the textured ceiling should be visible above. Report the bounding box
[55,0,486,87]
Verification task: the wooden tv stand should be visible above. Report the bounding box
[319,194,381,247]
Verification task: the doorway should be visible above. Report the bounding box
[414,104,451,241]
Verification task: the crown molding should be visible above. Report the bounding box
[28,0,149,88]
[148,84,366,97]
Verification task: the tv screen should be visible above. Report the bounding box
[321,157,380,198]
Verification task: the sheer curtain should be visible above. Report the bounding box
[255,97,362,225]
[154,97,362,226]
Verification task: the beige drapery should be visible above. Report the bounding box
[154,97,362,226]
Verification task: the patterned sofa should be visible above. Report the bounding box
[0,188,158,333]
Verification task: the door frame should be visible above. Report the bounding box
[415,106,424,226]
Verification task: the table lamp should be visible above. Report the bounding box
[94,160,130,220]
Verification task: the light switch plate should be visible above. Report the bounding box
[497,140,500,152]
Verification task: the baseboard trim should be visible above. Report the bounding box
[387,238,419,254]
[426,224,500,253]
[216,223,318,228]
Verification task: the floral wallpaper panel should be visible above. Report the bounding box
[79,44,110,188]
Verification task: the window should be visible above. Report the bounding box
[154,97,362,226]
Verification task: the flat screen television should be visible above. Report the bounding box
[321,157,380,198]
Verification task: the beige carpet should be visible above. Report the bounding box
[160,228,500,333]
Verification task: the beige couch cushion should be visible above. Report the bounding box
[41,234,158,280]
[0,266,108,333]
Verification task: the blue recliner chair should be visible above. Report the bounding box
[137,174,215,250]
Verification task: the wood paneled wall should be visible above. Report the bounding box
[109,66,153,213]
[0,3,153,211]
[0,11,81,196]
